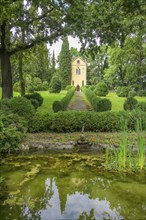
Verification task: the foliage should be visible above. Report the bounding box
[24,93,43,106]
[136,102,146,112]
[28,110,146,133]
[123,97,138,110]
[52,87,75,112]
[53,101,63,113]
[94,82,109,96]
[94,98,112,112]
[0,112,27,153]
[59,36,72,89]
[30,99,39,110]
[0,97,35,122]
[49,74,62,93]
[116,86,130,97]
[139,90,146,97]
[42,81,49,91]
[128,90,136,98]
[65,85,73,91]
[82,87,112,112]
[13,81,21,93]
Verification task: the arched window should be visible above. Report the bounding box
[72,80,74,86]
[82,81,84,86]
[76,67,81,75]
[77,60,80,64]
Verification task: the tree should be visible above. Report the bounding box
[0,0,86,98]
[59,36,71,89]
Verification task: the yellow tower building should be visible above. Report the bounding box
[71,57,87,91]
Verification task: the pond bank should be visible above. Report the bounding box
[21,132,143,153]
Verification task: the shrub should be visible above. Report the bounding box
[42,81,49,91]
[94,82,109,96]
[13,81,21,92]
[139,90,146,97]
[24,93,43,106]
[28,111,146,133]
[0,112,27,153]
[52,87,75,112]
[28,112,54,132]
[136,102,146,112]
[49,75,62,93]
[128,90,136,98]
[65,85,73,91]
[82,87,112,112]
[123,97,138,110]
[53,101,63,113]
[94,98,112,112]
[30,98,39,110]
[116,86,130,97]
[90,85,95,91]
[6,97,35,122]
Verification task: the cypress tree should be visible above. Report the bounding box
[59,36,71,89]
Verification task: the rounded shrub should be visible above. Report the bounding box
[30,98,39,110]
[49,75,61,93]
[24,93,43,106]
[139,90,146,97]
[136,102,146,112]
[53,101,63,113]
[123,97,138,110]
[95,98,112,112]
[90,85,95,91]
[116,86,130,97]
[94,82,109,96]
[10,97,35,121]
[128,90,136,98]
[42,81,49,91]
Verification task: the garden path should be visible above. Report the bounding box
[67,91,93,111]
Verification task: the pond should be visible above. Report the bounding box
[0,153,145,220]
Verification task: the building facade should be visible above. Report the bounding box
[71,57,87,91]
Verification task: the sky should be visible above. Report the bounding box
[48,36,81,59]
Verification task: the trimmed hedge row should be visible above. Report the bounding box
[82,87,112,112]
[28,110,146,133]
[52,87,75,112]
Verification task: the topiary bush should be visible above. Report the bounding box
[82,87,112,112]
[136,102,146,112]
[53,101,63,113]
[94,82,109,96]
[116,86,130,97]
[4,97,35,122]
[94,98,112,112]
[24,92,43,106]
[123,97,138,110]
[30,98,39,110]
[139,90,146,97]
[49,75,62,93]
[128,90,136,98]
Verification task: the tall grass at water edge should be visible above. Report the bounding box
[105,116,146,171]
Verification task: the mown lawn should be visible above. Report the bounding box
[0,88,145,112]
[37,91,67,113]
[105,92,146,111]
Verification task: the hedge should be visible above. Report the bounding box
[82,87,112,112]
[28,110,146,133]
[52,87,75,112]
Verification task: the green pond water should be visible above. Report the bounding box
[0,153,146,220]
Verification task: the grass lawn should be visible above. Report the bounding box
[37,90,67,113]
[0,88,145,112]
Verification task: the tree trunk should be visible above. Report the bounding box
[19,51,25,96]
[1,50,13,99]
[1,22,13,99]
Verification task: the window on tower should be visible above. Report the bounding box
[76,68,81,75]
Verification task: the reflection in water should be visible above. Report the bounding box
[0,154,145,220]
